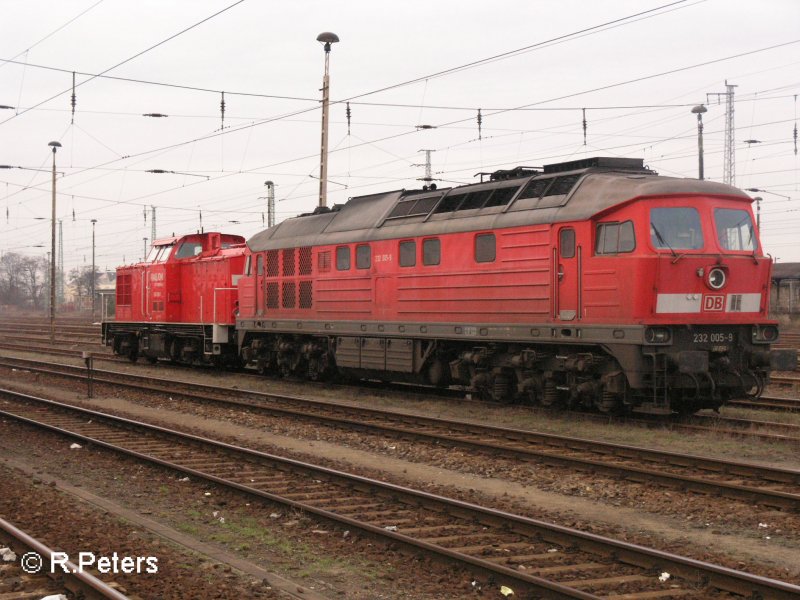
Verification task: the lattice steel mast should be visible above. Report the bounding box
[708,81,737,185]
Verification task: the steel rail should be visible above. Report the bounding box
[0,516,129,600]
[2,388,799,599]
[728,395,800,412]
[2,355,799,512]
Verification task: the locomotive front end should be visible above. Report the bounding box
[639,196,796,412]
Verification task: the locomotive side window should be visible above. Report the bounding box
[399,240,416,267]
[650,207,703,250]
[356,244,371,269]
[336,246,351,271]
[256,255,264,275]
[596,221,635,254]
[714,208,755,251]
[423,238,441,266]
[475,233,496,263]
[175,241,203,258]
[559,228,575,258]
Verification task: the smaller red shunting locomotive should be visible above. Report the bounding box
[102,232,246,365]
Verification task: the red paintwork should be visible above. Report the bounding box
[237,193,772,328]
[115,232,246,325]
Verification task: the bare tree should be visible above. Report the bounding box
[70,265,98,305]
[0,252,27,307]
[20,256,47,309]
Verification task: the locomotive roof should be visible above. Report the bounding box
[247,158,750,252]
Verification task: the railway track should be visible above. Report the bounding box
[0,515,128,600]
[727,395,800,412]
[3,355,799,512]
[0,341,115,358]
[685,412,800,441]
[0,322,99,336]
[1,387,798,599]
[0,331,101,346]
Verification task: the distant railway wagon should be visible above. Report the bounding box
[102,232,246,365]
[235,157,796,414]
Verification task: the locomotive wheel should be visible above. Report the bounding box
[169,338,181,363]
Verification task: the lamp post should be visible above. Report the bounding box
[91,219,97,321]
[47,141,61,341]
[316,31,339,208]
[691,105,707,180]
[745,189,795,234]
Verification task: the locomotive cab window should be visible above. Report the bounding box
[475,233,496,263]
[423,238,440,266]
[147,244,173,263]
[256,255,264,275]
[356,244,371,269]
[650,207,703,250]
[175,241,203,259]
[714,208,755,251]
[399,240,416,267]
[596,221,635,254]
[336,246,351,271]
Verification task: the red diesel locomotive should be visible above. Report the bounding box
[235,157,795,414]
[103,232,246,366]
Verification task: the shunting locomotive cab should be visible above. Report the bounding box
[102,232,246,366]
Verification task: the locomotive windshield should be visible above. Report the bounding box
[650,207,703,250]
[714,208,756,251]
[146,243,174,263]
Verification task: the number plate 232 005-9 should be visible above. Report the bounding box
[692,331,735,352]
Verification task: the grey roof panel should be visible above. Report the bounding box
[247,167,751,252]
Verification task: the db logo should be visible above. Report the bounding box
[703,295,725,311]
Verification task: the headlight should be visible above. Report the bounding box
[645,327,672,344]
[707,267,726,290]
[753,325,779,343]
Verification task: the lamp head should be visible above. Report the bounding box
[691,104,707,115]
[316,32,339,52]
[48,141,62,153]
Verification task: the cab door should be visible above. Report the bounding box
[556,227,577,321]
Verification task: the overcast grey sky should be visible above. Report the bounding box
[1,0,799,272]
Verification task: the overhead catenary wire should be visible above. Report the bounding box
[0,0,247,127]
[0,0,106,72]
[2,2,799,268]
[5,54,798,117]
